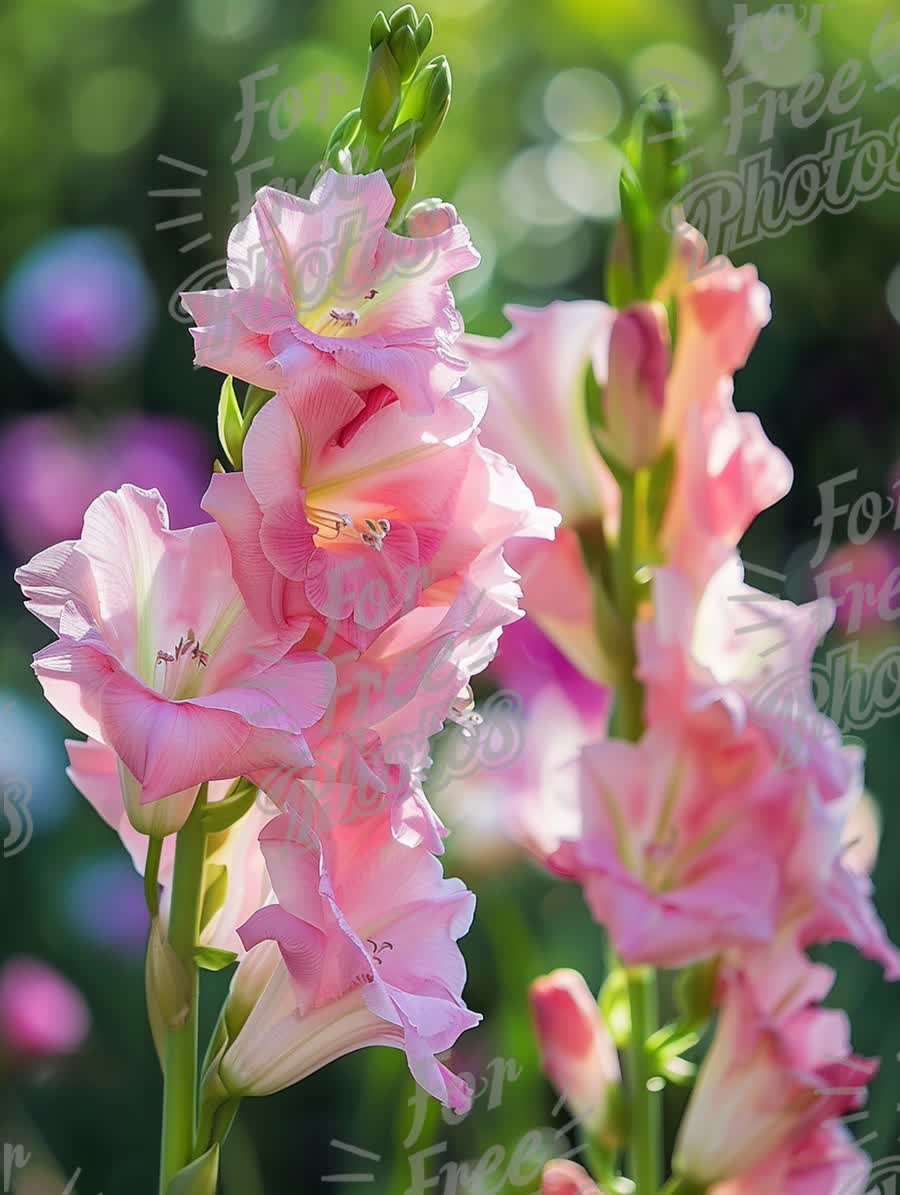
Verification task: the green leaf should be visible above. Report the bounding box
[199,864,228,935]
[166,1145,220,1195]
[217,376,244,469]
[194,946,238,973]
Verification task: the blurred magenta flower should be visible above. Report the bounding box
[490,615,610,721]
[0,412,212,558]
[0,956,90,1061]
[2,229,154,380]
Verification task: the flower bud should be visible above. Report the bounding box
[119,760,196,838]
[389,4,419,31]
[602,301,670,471]
[530,969,622,1145]
[632,84,689,211]
[360,41,402,138]
[397,55,451,156]
[370,10,391,48]
[415,13,433,53]
[378,118,417,207]
[406,197,459,237]
[388,24,420,82]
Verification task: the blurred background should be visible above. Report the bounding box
[1,0,899,1190]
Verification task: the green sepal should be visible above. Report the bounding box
[646,443,676,540]
[370,10,391,48]
[675,957,719,1032]
[217,376,244,469]
[414,13,433,53]
[397,55,450,156]
[599,967,631,1048]
[166,1145,220,1195]
[324,107,362,160]
[212,458,226,474]
[199,863,228,936]
[194,946,239,973]
[201,778,258,833]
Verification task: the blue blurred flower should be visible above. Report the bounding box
[2,228,155,379]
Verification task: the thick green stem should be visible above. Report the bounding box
[626,967,662,1193]
[159,785,209,1195]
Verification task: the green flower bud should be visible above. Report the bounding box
[360,41,402,137]
[389,4,419,32]
[397,55,451,155]
[324,107,361,158]
[632,84,689,209]
[370,10,391,49]
[414,13,433,53]
[388,23,420,82]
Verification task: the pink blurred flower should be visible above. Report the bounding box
[712,1123,870,1195]
[2,229,154,380]
[16,485,335,826]
[540,1160,603,1195]
[217,804,479,1109]
[530,969,620,1141]
[673,970,876,1188]
[464,302,619,683]
[817,538,900,635]
[0,413,212,560]
[182,172,479,414]
[0,957,90,1061]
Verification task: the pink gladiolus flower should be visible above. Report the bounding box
[202,379,518,646]
[217,804,479,1110]
[540,1160,603,1195]
[549,727,788,967]
[656,221,772,439]
[181,172,479,414]
[0,957,90,1061]
[818,537,900,634]
[464,302,619,683]
[530,969,620,1141]
[661,390,792,595]
[673,971,876,1188]
[711,1123,870,1195]
[65,737,271,954]
[16,486,335,829]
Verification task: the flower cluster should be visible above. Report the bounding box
[466,219,894,1192]
[16,166,556,1139]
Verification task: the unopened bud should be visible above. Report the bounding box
[406,197,459,237]
[360,41,402,138]
[603,301,670,471]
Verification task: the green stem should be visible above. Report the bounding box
[626,967,662,1194]
[610,471,644,742]
[659,1178,705,1195]
[159,785,209,1195]
[145,837,163,920]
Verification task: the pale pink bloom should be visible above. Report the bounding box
[218,804,479,1110]
[433,683,607,869]
[530,969,620,1141]
[255,547,543,857]
[712,1123,870,1195]
[661,389,792,594]
[65,737,271,954]
[656,222,772,438]
[673,971,876,1188]
[638,559,850,803]
[464,302,619,684]
[16,486,335,821]
[0,957,90,1060]
[602,302,669,470]
[540,1160,603,1195]
[182,172,479,414]
[550,726,791,968]
[202,378,543,647]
